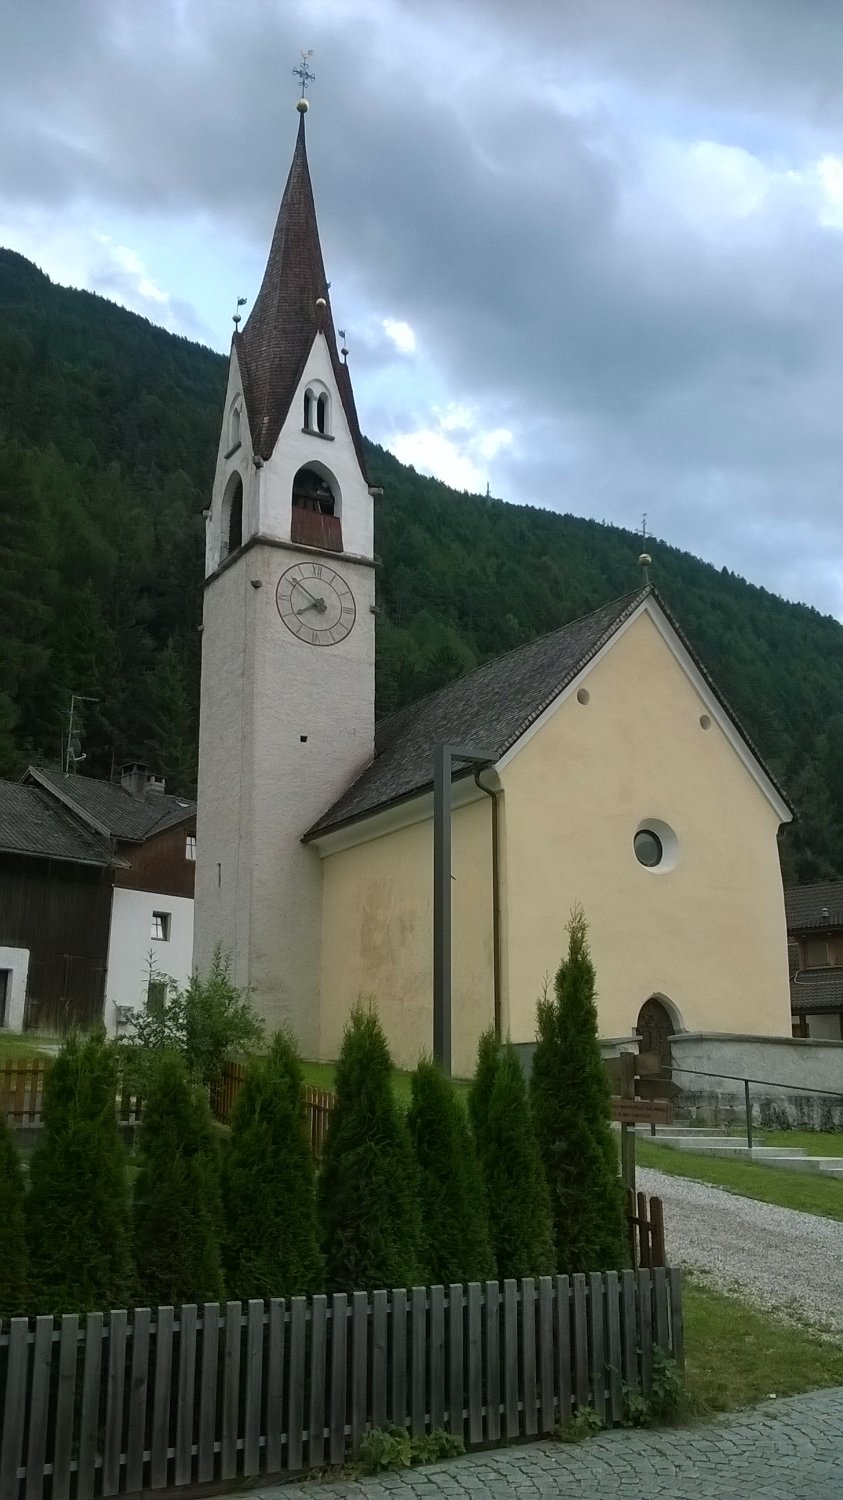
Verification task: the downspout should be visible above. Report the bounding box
[474,768,502,1042]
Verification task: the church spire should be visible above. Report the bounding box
[235,102,366,472]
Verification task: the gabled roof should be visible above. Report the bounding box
[785,882,843,932]
[790,969,843,1015]
[0,782,112,866]
[306,585,792,841]
[235,111,367,474]
[26,767,196,843]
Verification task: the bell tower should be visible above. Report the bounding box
[194,97,376,1053]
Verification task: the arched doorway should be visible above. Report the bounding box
[635,997,675,1070]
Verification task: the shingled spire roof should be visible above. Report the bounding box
[234,109,367,472]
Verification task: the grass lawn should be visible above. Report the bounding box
[684,1280,843,1412]
[637,1139,843,1222]
[725,1129,843,1157]
[300,1059,469,1107]
[0,1032,56,1061]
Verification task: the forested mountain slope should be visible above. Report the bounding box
[1,247,841,879]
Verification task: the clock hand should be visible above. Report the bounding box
[292,579,322,605]
[296,598,327,614]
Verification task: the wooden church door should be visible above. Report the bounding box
[635,997,674,1071]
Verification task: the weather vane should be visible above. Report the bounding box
[232,296,247,328]
[293,49,315,100]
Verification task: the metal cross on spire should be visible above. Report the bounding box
[638,512,652,586]
[293,49,315,99]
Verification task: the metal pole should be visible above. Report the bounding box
[433,743,452,1075]
[744,1078,753,1150]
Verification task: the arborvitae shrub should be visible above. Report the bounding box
[407,1058,495,1286]
[222,1031,323,1299]
[467,1027,499,1142]
[133,1050,224,1307]
[0,1113,28,1316]
[470,1034,555,1279]
[319,1007,420,1293]
[26,1032,131,1314]
[530,911,628,1273]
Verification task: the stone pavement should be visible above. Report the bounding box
[245,1387,843,1499]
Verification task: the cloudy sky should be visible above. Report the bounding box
[3,0,843,615]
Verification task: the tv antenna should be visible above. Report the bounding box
[64,692,99,775]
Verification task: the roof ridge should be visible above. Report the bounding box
[376,586,649,740]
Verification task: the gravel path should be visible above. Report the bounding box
[638,1165,843,1335]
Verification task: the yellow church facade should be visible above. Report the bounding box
[195,105,794,1075]
[310,595,793,1077]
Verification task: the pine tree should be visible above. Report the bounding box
[469,1036,555,1280]
[133,1051,224,1307]
[0,1114,28,1316]
[530,912,628,1273]
[319,1007,421,1293]
[407,1059,494,1286]
[222,1032,323,1299]
[26,1032,131,1314]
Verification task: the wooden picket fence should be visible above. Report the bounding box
[0,1058,143,1131]
[210,1060,334,1162]
[0,1267,683,1500]
[626,1190,666,1270]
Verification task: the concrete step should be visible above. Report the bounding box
[648,1136,808,1162]
[817,1159,843,1178]
[650,1125,733,1137]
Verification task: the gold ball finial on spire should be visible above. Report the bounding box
[297,97,309,113]
[293,49,315,111]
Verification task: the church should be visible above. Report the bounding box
[194,101,794,1077]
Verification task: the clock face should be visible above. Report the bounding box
[275,561,356,646]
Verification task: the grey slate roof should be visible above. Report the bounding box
[0,782,112,865]
[307,590,648,838]
[306,584,792,841]
[785,882,843,933]
[28,767,196,842]
[790,969,843,1014]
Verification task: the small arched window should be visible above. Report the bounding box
[316,393,328,434]
[304,389,315,431]
[222,472,244,560]
[229,403,241,448]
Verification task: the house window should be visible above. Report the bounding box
[804,937,831,969]
[151,912,171,942]
[185,833,197,861]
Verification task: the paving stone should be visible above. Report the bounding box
[257,1387,843,1500]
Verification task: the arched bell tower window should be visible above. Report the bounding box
[221,471,244,561]
[229,401,241,449]
[291,464,342,552]
[302,383,331,437]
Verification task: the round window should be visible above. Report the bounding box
[634,828,663,868]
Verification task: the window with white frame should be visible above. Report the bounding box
[185,833,197,861]
[151,912,171,942]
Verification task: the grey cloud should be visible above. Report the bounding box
[2,0,843,612]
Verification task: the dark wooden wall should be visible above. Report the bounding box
[0,854,112,1031]
[114,821,196,899]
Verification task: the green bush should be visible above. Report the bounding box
[357,1426,464,1475]
[133,1050,224,1307]
[407,1058,494,1286]
[121,945,264,1092]
[0,1113,27,1316]
[222,1031,323,1299]
[530,911,627,1274]
[319,1007,421,1292]
[26,1032,131,1314]
[470,1033,555,1279]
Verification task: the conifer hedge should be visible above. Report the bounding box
[0,1113,27,1316]
[26,1032,131,1314]
[319,1008,420,1293]
[530,911,628,1273]
[469,1034,556,1279]
[133,1050,225,1307]
[222,1031,323,1299]
[407,1058,495,1286]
